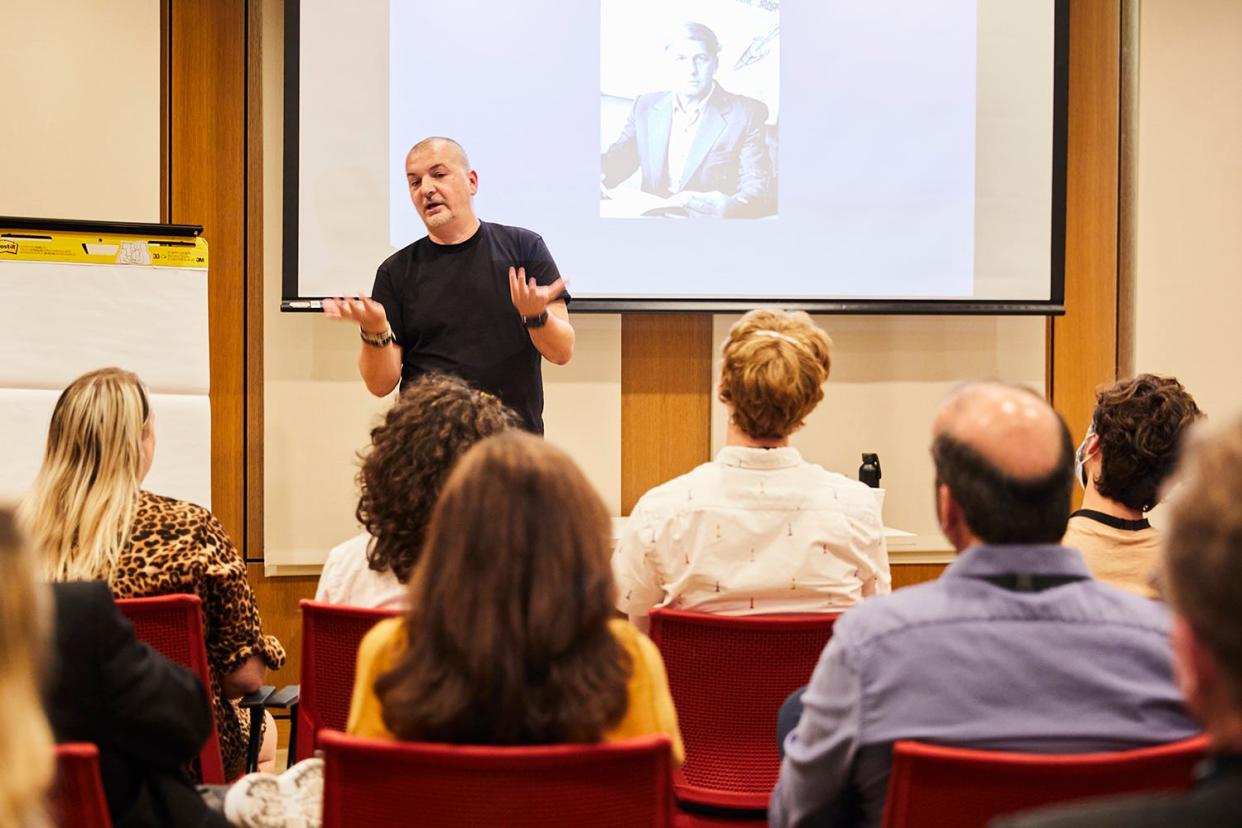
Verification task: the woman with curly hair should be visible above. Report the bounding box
[314,372,518,609]
[348,431,683,754]
[227,433,682,827]
[1065,373,1203,596]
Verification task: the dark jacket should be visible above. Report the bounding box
[992,754,1242,828]
[601,84,775,216]
[45,581,229,828]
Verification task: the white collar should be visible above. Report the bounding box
[715,444,803,470]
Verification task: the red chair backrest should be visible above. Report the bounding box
[319,730,676,828]
[881,735,1210,828]
[52,743,112,828]
[296,600,401,762]
[647,608,838,810]
[115,594,227,783]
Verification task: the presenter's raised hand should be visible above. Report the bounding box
[322,296,389,333]
[508,267,566,318]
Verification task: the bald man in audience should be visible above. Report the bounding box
[769,382,1198,828]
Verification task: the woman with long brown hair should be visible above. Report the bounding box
[347,431,683,752]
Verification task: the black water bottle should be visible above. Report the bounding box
[859,453,881,488]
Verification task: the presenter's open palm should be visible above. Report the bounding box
[322,296,389,333]
[509,267,566,317]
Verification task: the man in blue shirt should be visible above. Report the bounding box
[769,381,1199,828]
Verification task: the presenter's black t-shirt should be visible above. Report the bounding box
[370,221,567,433]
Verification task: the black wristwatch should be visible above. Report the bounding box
[523,310,549,329]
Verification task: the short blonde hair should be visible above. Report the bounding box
[1163,415,1242,707]
[0,508,53,828]
[718,309,832,440]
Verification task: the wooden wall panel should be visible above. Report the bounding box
[891,564,947,591]
[1050,0,1122,482]
[247,564,317,689]
[246,0,266,559]
[168,0,249,545]
[621,315,713,514]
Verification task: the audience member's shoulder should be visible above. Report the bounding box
[137,489,215,527]
[813,466,883,502]
[632,461,717,508]
[829,579,952,647]
[608,619,663,667]
[1080,578,1173,630]
[324,532,371,569]
[51,580,114,615]
[992,791,1189,828]
[359,615,406,658]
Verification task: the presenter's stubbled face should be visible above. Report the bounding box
[667,38,717,100]
[405,142,479,232]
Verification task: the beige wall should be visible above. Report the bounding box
[0,1,160,221]
[1134,0,1242,423]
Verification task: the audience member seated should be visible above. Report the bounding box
[225,433,683,827]
[769,381,1199,828]
[20,368,286,781]
[3,507,228,828]
[0,509,54,828]
[350,432,683,753]
[1064,373,1202,597]
[612,309,888,631]
[314,372,517,609]
[997,414,1242,828]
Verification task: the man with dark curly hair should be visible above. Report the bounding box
[1065,373,1202,596]
[314,373,518,608]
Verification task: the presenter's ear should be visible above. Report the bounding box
[468,169,478,195]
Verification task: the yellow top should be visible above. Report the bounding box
[1063,513,1161,598]
[346,617,684,764]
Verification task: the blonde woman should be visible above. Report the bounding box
[612,309,889,630]
[21,368,285,781]
[0,508,54,828]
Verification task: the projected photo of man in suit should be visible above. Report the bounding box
[600,20,777,219]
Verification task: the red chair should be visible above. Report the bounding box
[292,600,401,762]
[319,730,676,827]
[51,743,112,828]
[647,608,839,811]
[880,735,1210,828]
[115,594,228,783]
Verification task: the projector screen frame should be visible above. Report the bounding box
[282,0,1069,317]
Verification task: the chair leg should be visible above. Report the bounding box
[246,705,264,774]
[286,702,299,766]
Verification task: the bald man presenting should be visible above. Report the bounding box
[324,137,573,433]
[770,382,1197,828]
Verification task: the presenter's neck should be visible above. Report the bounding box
[1079,484,1144,522]
[428,217,481,246]
[725,422,789,449]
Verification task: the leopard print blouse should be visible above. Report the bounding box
[110,490,286,780]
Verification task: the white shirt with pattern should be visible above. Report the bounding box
[612,446,890,618]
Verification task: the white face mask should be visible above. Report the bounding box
[1074,425,1095,491]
